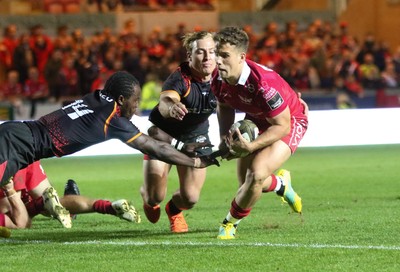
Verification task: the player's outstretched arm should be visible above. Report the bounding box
[127,133,219,168]
[148,126,212,157]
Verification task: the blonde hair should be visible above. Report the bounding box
[182,31,214,53]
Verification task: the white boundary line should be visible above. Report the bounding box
[2,240,400,251]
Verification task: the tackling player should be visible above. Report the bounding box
[211,27,308,239]
[0,71,219,187]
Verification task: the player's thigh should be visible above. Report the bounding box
[143,159,170,191]
[176,166,207,195]
[28,178,51,199]
[252,140,291,179]
[237,140,291,185]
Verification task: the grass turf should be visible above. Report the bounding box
[1,145,400,271]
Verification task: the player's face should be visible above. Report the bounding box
[216,43,245,85]
[121,85,140,118]
[189,36,216,79]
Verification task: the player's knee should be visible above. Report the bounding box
[147,193,165,207]
[248,170,268,185]
[181,194,200,209]
[246,171,269,190]
[15,220,30,229]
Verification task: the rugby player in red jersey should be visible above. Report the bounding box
[0,161,141,234]
[211,27,308,239]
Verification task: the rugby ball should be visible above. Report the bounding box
[230,119,259,157]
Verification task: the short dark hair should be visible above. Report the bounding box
[214,26,249,52]
[103,71,139,99]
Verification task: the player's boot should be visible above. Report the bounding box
[217,222,237,240]
[0,226,11,238]
[64,179,80,219]
[165,203,188,233]
[277,169,302,214]
[43,186,72,228]
[64,179,80,196]
[112,199,141,223]
[143,203,161,223]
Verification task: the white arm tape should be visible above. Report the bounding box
[171,138,184,151]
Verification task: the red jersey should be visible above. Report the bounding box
[211,59,307,131]
[0,161,46,198]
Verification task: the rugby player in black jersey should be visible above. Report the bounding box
[0,71,218,187]
[140,31,217,233]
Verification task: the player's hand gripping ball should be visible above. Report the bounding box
[229,119,259,158]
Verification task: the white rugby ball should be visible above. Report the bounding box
[230,119,259,157]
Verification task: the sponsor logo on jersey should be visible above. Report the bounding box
[238,94,253,104]
[266,92,284,110]
[262,87,277,101]
[196,135,207,143]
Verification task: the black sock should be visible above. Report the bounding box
[167,200,182,216]
[276,185,285,197]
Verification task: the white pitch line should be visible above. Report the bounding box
[2,240,400,251]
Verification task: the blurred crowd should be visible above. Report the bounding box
[38,0,214,13]
[88,0,214,11]
[1,18,400,118]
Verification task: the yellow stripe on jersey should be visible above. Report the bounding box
[183,85,191,98]
[162,90,179,96]
[126,132,143,143]
[104,103,117,137]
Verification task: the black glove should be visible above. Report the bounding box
[213,141,237,161]
[199,154,220,167]
[181,142,213,156]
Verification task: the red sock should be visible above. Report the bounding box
[25,197,44,217]
[230,199,251,219]
[93,200,116,215]
[263,174,277,193]
[0,213,5,226]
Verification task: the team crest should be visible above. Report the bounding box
[247,83,255,93]
[196,135,207,143]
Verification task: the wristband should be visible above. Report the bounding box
[193,157,201,168]
[171,138,184,151]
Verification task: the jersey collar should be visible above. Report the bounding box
[237,61,251,86]
[217,61,250,86]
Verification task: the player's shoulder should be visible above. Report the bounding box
[247,60,286,85]
[169,62,191,80]
[247,59,276,76]
[163,62,192,92]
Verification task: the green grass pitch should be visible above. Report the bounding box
[2,145,400,271]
